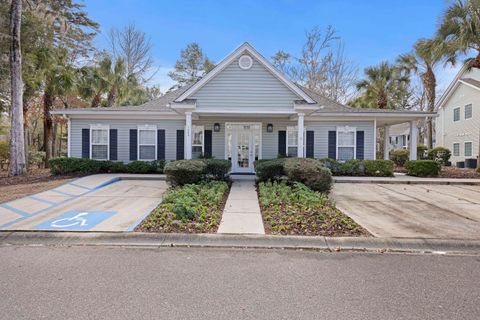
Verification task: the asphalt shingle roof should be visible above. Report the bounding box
[461,77,480,89]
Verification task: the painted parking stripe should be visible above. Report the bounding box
[0,204,31,217]
[29,196,57,206]
[68,182,92,190]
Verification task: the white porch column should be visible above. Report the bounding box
[384,125,390,160]
[409,121,418,160]
[185,112,192,160]
[67,117,71,157]
[297,113,305,157]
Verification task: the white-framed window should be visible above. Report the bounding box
[138,125,157,161]
[337,126,356,161]
[453,143,460,157]
[286,126,298,157]
[465,104,473,119]
[90,124,109,160]
[192,125,204,157]
[465,142,473,157]
[453,107,460,122]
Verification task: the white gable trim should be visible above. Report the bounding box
[174,42,316,104]
[458,79,480,92]
[436,64,469,110]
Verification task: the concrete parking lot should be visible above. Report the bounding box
[332,183,480,239]
[0,175,166,231]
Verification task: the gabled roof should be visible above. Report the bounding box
[459,78,480,90]
[174,42,316,104]
[435,64,480,110]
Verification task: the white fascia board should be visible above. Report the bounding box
[175,42,316,104]
[194,108,296,115]
[458,79,480,92]
[435,64,469,110]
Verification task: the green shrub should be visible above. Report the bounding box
[363,160,394,177]
[417,144,428,160]
[339,159,365,176]
[164,159,206,186]
[28,150,46,168]
[319,158,342,175]
[428,147,451,165]
[203,159,231,180]
[389,149,409,166]
[284,158,332,193]
[405,160,441,177]
[48,157,165,175]
[254,158,285,181]
[125,160,153,174]
[0,141,9,161]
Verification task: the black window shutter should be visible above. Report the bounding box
[356,131,364,160]
[157,129,165,160]
[129,129,137,161]
[306,131,314,158]
[278,130,286,157]
[328,131,336,159]
[176,130,184,160]
[109,129,118,160]
[204,130,212,157]
[81,129,90,159]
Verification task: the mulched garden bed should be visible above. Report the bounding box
[135,181,231,233]
[439,166,480,179]
[257,181,370,237]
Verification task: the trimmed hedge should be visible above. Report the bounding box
[164,160,207,186]
[284,158,332,193]
[363,160,394,177]
[204,159,231,180]
[428,147,451,165]
[389,149,409,166]
[254,158,285,182]
[405,160,441,177]
[49,157,165,175]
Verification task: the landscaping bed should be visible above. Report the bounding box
[0,169,82,203]
[136,181,230,233]
[257,181,370,237]
[439,166,480,179]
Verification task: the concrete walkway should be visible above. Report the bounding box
[217,179,265,234]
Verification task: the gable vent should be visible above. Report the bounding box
[238,55,253,70]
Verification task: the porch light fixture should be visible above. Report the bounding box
[267,124,273,133]
[214,123,221,132]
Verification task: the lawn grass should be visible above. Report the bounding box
[136,180,230,233]
[257,181,369,236]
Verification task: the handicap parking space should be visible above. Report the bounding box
[0,176,167,232]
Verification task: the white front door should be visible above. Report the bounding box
[226,123,261,173]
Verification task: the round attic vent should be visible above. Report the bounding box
[238,55,253,70]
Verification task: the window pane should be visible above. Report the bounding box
[465,104,472,119]
[193,129,203,145]
[139,130,155,144]
[454,108,460,121]
[139,145,155,160]
[338,147,354,161]
[453,143,460,156]
[287,130,298,146]
[287,146,297,157]
[338,131,354,146]
[465,142,472,157]
[92,145,108,160]
[92,129,108,144]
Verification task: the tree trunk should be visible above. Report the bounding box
[91,93,101,108]
[43,91,54,166]
[471,52,480,69]
[423,68,436,149]
[377,90,387,109]
[8,0,26,176]
[107,84,117,107]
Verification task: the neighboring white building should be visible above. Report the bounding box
[388,123,410,150]
[435,65,480,165]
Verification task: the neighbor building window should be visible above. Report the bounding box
[138,125,157,160]
[465,142,473,157]
[453,107,460,122]
[453,143,460,157]
[192,125,204,157]
[465,104,472,119]
[337,126,356,161]
[286,126,298,157]
[90,124,109,160]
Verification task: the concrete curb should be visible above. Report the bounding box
[1,231,480,255]
[333,178,480,185]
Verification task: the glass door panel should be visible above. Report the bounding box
[236,131,250,169]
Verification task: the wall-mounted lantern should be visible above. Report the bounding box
[267,123,273,133]
[213,123,221,132]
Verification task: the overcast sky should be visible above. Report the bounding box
[83,0,461,93]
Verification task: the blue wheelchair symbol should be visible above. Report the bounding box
[35,210,116,231]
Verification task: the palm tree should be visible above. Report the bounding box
[397,39,445,149]
[351,61,410,109]
[437,0,480,69]
[106,58,126,107]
